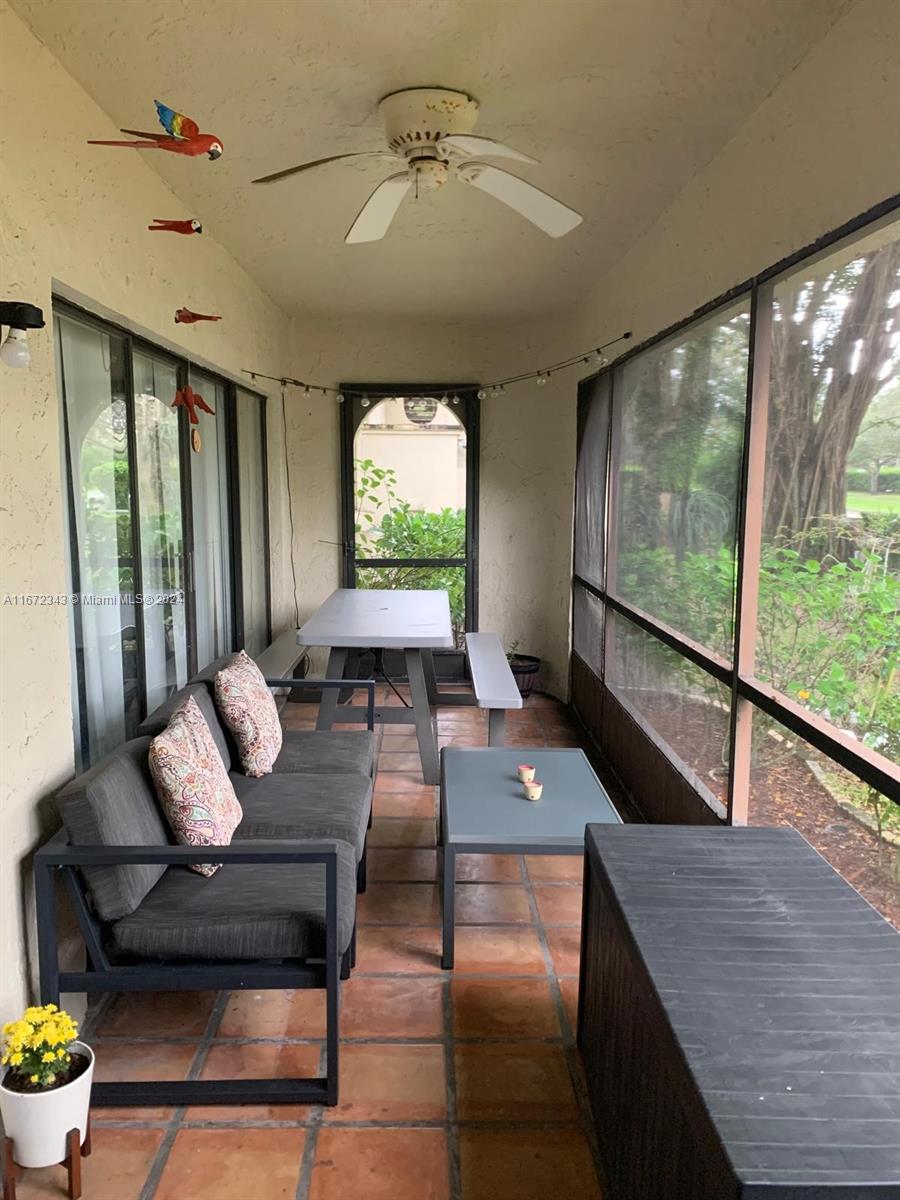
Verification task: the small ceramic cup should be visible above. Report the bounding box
[523,780,543,801]
[517,764,536,783]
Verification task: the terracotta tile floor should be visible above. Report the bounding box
[66,689,613,1200]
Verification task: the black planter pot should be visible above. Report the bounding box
[509,653,541,699]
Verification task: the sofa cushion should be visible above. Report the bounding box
[232,772,372,861]
[137,683,232,772]
[274,730,377,778]
[215,651,283,777]
[56,738,170,921]
[110,841,356,959]
[148,696,243,878]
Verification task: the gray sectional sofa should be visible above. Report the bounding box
[33,659,380,1107]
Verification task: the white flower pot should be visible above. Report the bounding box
[0,1041,93,1169]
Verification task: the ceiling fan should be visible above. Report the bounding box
[251,87,583,244]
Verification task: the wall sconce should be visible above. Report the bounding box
[0,302,45,369]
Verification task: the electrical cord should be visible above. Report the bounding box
[372,647,410,707]
[282,388,301,629]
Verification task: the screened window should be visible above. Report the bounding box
[570,204,899,929]
[612,301,750,654]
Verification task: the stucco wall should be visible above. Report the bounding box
[0,0,294,1020]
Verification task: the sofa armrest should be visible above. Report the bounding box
[265,677,376,732]
[35,829,343,870]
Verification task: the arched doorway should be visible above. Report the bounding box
[340,386,479,650]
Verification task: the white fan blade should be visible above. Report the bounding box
[252,151,399,185]
[346,172,412,243]
[458,162,582,237]
[440,134,538,165]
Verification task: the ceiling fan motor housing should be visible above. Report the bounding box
[378,87,479,157]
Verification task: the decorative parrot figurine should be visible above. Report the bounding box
[172,385,215,425]
[149,218,202,234]
[88,101,222,159]
[175,307,221,324]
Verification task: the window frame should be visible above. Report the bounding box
[571,193,900,820]
[55,298,271,764]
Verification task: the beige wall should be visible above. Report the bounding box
[0,0,293,1020]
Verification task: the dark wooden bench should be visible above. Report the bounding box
[578,824,900,1199]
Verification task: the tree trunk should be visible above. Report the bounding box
[764,242,900,544]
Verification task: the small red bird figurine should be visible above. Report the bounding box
[149,218,202,235]
[175,308,221,324]
[89,101,222,159]
[172,385,215,425]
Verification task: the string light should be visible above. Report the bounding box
[240,331,630,403]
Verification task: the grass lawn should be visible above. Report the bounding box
[846,490,900,514]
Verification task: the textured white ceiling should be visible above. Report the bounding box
[13,0,849,320]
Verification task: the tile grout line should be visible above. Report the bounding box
[520,842,606,1196]
[137,990,228,1200]
[293,1043,326,1200]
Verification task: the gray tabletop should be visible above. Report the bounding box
[441,748,620,847]
[297,588,454,649]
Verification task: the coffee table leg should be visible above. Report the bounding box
[441,846,456,969]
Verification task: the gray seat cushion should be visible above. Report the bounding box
[137,684,232,771]
[274,730,377,778]
[232,773,372,861]
[56,739,170,920]
[110,842,356,959]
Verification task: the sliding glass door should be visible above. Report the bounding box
[58,316,138,767]
[133,349,189,712]
[190,370,233,668]
[56,303,271,767]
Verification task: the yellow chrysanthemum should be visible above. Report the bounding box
[41,1051,57,1063]
[29,1075,39,1084]
[10,1052,23,1066]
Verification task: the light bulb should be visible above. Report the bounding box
[536,372,549,387]
[477,388,487,400]
[592,349,609,367]
[450,393,459,405]
[336,392,345,404]
[0,328,30,368]
[361,396,371,408]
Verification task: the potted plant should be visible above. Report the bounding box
[507,640,542,699]
[0,1005,93,1169]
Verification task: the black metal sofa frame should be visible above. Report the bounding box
[34,678,377,1108]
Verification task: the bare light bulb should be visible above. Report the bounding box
[336,392,345,404]
[477,388,487,400]
[0,328,30,368]
[536,372,549,387]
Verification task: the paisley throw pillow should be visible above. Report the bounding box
[148,694,243,877]
[214,650,283,777]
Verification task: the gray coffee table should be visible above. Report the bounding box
[439,747,621,968]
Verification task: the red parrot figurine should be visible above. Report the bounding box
[149,218,202,235]
[172,385,215,425]
[89,101,222,159]
[175,308,221,324]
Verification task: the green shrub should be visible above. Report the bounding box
[879,466,900,493]
[845,468,869,491]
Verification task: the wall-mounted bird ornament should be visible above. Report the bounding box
[174,307,221,324]
[89,101,222,159]
[149,218,202,234]
[172,384,215,427]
